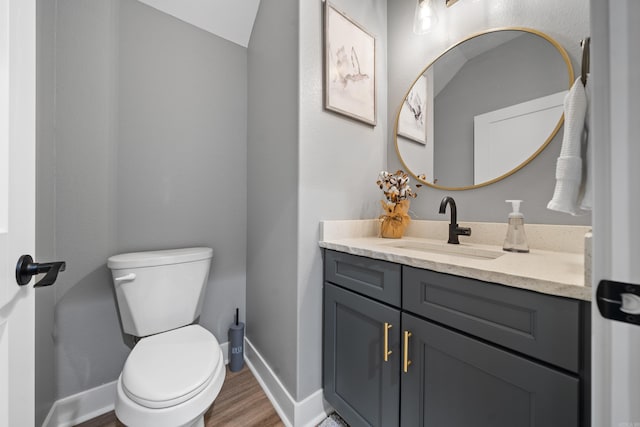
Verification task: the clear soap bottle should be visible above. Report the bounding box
[503,200,529,253]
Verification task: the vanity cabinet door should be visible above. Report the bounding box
[401,313,579,427]
[324,283,401,427]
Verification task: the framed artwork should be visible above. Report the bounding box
[398,74,427,144]
[324,2,376,126]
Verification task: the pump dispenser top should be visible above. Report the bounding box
[503,200,529,253]
[506,200,523,217]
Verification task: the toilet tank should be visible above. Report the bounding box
[107,247,213,337]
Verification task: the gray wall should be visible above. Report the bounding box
[298,0,389,399]
[35,0,57,424]
[246,0,300,398]
[247,0,389,402]
[53,0,126,399]
[388,0,591,225]
[37,0,248,405]
[115,0,247,347]
[35,0,590,420]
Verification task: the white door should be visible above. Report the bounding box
[591,0,640,426]
[473,91,566,185]
[0,0,36,426]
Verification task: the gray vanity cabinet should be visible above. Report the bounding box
[322,250,590,427]
[323,250,402,427]
[401,312,578,427]
[324,283,401,427]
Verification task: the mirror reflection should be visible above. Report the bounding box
[395,28,574,190]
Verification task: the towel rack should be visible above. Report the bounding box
[580,37,590,86]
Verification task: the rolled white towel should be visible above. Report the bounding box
[547,157,582,214]
[579,76,592,211]
[548,77,588,215]
[555,156,582,179]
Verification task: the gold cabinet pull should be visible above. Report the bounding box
[383,322,393,362]
[403,331,412,373]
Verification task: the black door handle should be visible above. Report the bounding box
[597,279,640,326]
[16,255,66,288]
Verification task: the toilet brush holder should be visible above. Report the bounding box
[229,308,244,372]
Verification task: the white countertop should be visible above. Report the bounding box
[319,220,592,301]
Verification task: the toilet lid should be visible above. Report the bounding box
[121,325,221,409]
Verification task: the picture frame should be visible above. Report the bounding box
[324,2,376,126]
[398,74,427,144]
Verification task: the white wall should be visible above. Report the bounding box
[590,1,640,425]
[388,0,590,225]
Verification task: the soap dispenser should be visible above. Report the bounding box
[503,200,529,253]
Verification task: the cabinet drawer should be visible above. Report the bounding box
[324,250,401,307]
[403,266,581,372]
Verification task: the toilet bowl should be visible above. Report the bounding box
[115,325,225,427]
[108,248,223,427]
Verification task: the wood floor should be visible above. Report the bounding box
[75,365,284,427]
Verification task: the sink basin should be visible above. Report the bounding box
[384,240,505,260]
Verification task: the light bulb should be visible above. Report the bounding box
[413,0,439,35]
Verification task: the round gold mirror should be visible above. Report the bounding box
[394,27,574,190]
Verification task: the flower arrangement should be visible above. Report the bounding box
[376,170,420,203]
[376,170,422,238]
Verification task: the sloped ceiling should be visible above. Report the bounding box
[136,0,260,47]
[433,31,523,96]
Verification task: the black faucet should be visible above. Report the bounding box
[439,196,471,244]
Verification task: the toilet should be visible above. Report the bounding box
[107,247,225,427]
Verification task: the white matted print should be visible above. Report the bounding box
[398,75,427,144]
[324,2,376,126]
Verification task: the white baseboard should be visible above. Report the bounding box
[41,339,328,427]
[244,337,331,427]
[41,380,117,427]
[244,338,295,426]
[297,388,333,427]
[220,340,229,364]
[42,340,231,427]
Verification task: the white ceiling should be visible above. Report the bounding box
[136,0,261,47]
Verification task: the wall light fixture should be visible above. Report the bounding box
[413,0,439,34]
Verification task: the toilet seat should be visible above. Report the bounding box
[121,325,222,409]
[116,354,225,427]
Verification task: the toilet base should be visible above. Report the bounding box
[181,415,204,427]
[115,344,225,427]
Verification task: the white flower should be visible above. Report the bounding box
[376,170,419,203]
